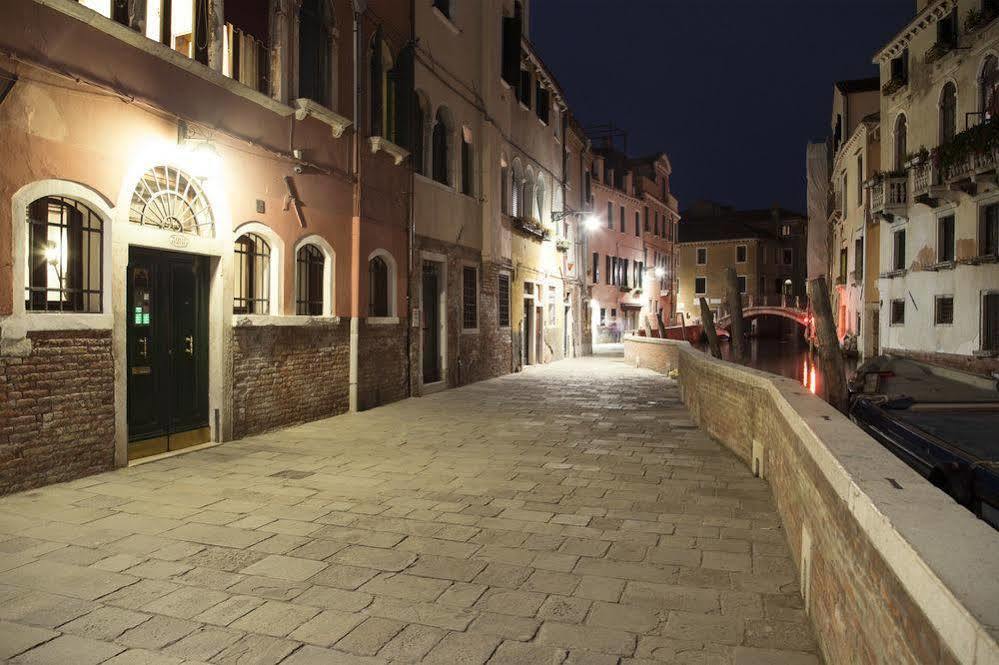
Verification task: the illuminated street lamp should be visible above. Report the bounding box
[583,214,601,233]
[654,266,665,278]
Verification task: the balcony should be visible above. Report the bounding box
[910,160,948,204]
[869,174,908,219]
[223,24,270,96]
[935,118,999,194]
[512,217,550,241]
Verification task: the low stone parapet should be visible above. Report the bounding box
[622,334,689,374]
[666,346,998,665]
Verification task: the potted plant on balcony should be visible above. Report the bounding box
[924,39,955,65]
[966,5,998,33]
[881,75,906,96]
[618,285,632,293]
[933,118,999,175]
[904,147,929,169]
[555,238,571,252]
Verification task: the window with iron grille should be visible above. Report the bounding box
[24,197,104,313]
[234,233,271,314]
[369,256,389,316]
[890,299,905,325]
[295,244,324,315]
[462,266,477,329]
[935,295,954,325]
[498,273,510,327]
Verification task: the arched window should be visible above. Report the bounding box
[24,196,103,313]
[981,55,999,119]
[522,170,534,220]
[461,126,473,196]
[534,176,545,222]
[370,34,396,141]
[940,82,958,143]
[413,92,427,175]
[432,108,450,185]
[895,114,907,170]
[296,244,325,315]
[369,256,389,317]
[299,0,334,107]
[511,160,523,217]
[129,165,214,238]
[234,233,271,314]
[500,160,510,215]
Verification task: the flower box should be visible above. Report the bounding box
[555,239,571,252]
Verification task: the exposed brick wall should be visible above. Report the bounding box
[884,347,999,379]
[0,331,115,495]
[358,321,408,411]
[678,349,964,665]
[232,323,350,438]
[410,237,513,393]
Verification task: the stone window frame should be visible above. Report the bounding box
[694,276,707,296]
[232,222,284,320]
[292,234,336,318]
[7,180,114,334]
[461,262,479,333]
[735,244,747,263]
[978,51,999,118]
[976,191,999,257]
[367,248,398,323]
[938,79,959,145]
[890,298,905,326]
[696,247,707,265]
[934,294,955,326]
[894,112,908,171]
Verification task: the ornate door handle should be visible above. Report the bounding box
[138,337,148,358]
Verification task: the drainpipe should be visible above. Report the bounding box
[406,0,415,397]
[349,0,366,412]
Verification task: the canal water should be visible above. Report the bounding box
[694,336,857,397]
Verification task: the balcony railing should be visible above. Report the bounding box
[223,24,271,95]
[910,161,942,199]
[942,146,999,183]
[869,175,908,217]
[512,216,550,240]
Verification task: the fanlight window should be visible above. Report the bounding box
[129,165,215,237]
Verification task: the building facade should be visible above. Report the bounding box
[676,202,807,328]
[827,78,882,359]
[872,0,999,375]
[586,144,679,342]
[0,0,414,492]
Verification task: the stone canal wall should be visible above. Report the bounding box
[625,335,999,665]
[623,334,689,375]
[0,330,115,494]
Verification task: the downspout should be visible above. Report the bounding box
[406,0,416,397]
[349,0,366,412]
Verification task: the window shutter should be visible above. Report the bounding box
[370,27,384,137]
[67,204,84,310]
[28,199,49,310]
[501,14,522,87]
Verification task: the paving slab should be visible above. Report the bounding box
[0,353,821,663]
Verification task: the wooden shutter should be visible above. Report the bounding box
[28,199,49,310]
[370,27,384,137]
[67,204,84,310]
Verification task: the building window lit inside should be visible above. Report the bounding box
[24,197,103,313]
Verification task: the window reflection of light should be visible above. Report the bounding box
[809,366,817,394]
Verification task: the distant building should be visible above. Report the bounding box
[677,202,807,327]
[871,0,999,376]
[826,77,883,359]
[586,135,679,342]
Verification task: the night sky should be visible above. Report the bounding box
[531,0,914,214]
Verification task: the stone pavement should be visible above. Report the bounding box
[0,353,820,664]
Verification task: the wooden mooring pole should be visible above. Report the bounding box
[699,298,722,359]
[724,267,746,362]
[808,276,849,413]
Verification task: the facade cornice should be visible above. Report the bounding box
[874,0,957,64]
[592,180,641,205]
[832,119,879,174]
[678,237,763,247]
